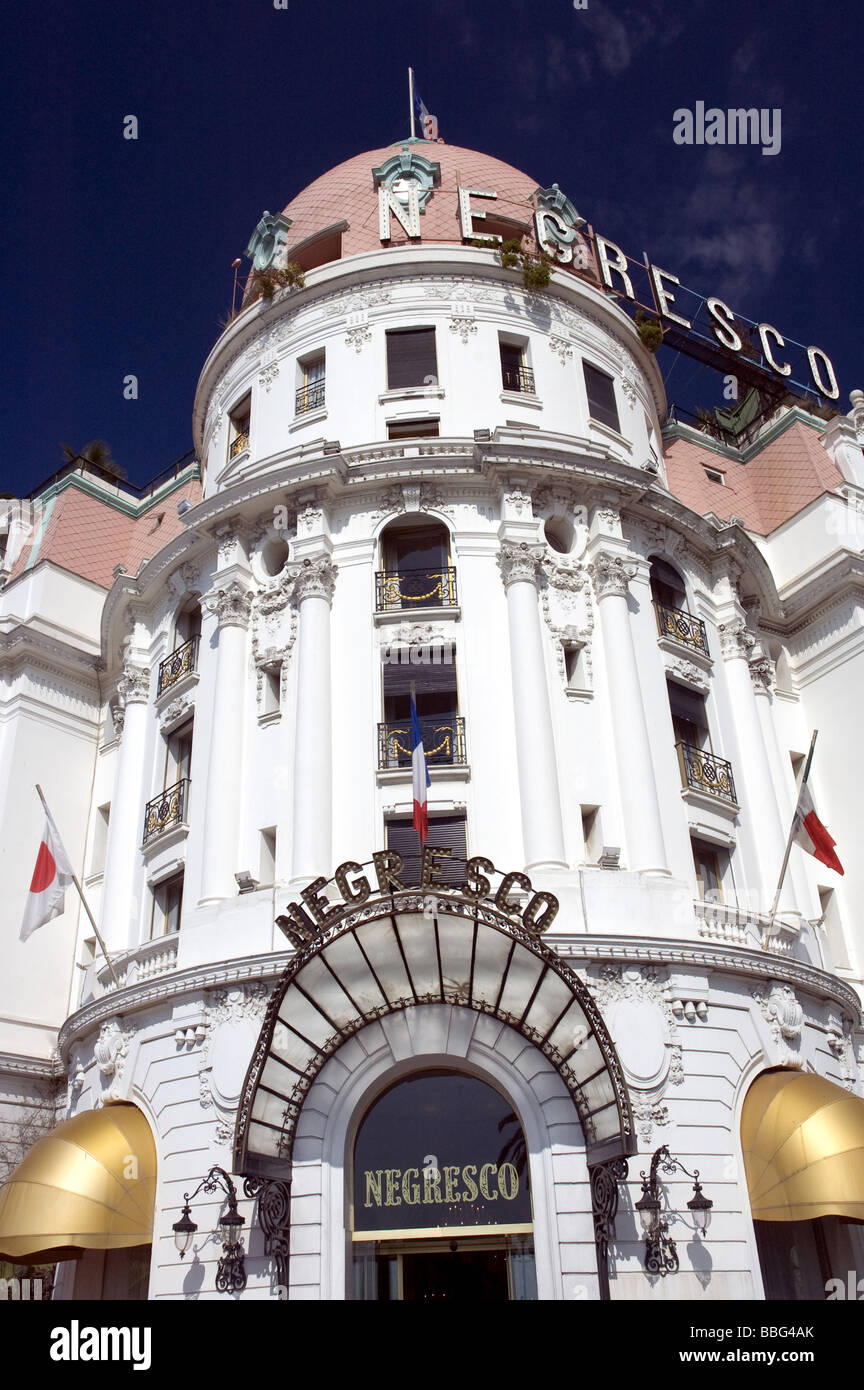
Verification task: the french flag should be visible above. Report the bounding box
[20,811,76,940]
[410,695,430,844]
[792,780,843,875]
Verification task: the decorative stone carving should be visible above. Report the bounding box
[754,981,804,1062]
[549,335,573,364]
[670,998,709,1022]
[199,983,272,1138]
[665,657,709,694]
[718,617,755,661]
[540,558,593,689]
[449,316,478,344]
[158,690,194,731]
[619,372,638,407]
[116,661,150,707]
[587,964,685,1090]
[93,1017,135,1102]
[825,1013,858,1089]
[175,1025,207,1050]
[370,487,406,523]
[749,654,775,692]
[498,541,545,590]
[419,485,454,517]
[293,556,337,605]
[259,360,280,393]
[345,324,372,353]
[213,521,248,567]
[587,550,637,599]
[631,1098,670,1146]
[206,580,254,629]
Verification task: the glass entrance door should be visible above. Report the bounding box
[350,1071,537,1301]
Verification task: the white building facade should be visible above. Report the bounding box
[2,140,864,1302]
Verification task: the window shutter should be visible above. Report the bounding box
[386,815,467,886]
[583,362,620,432]
[386,328,437,389]
[667,680,707,727]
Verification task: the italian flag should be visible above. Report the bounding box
[20,811,76,940]
[410,694,430,845]
[792,780,843,876]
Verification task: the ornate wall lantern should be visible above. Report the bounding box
[172,1166,247,1294]
[635,1145,713,1276]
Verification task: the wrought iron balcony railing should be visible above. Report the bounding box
[501,364,536,394]
[229,428,250,459]
[378,716,467,770]
[376,567,458,611]
[143,778,190,844]
[677,742,737,805]
[157,636,199,697]
[295,380,325,415]
[654,601,710,658]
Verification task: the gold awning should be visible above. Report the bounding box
[0,1102,156,1262]
[742,1069,864,1222]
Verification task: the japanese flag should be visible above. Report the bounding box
[792,781,844,876]
[20,812,76,940]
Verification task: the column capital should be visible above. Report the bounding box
[117,660,150,706]
[498,540,545,590]
[587,549,637,600]
[293,555,337,605]
[749,653,775,693]
[205,579,254,628]
[718,616,755,661]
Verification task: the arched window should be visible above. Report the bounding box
[351,1070,536,1301]
[377,516,455,610]
[649,556,687,610]
[174,597,201,647]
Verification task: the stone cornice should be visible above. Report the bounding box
[0,1050,63,1082]
[55,934,861,1064]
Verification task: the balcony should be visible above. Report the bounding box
[229,428,249,460]
[378,716,467,770]
[376,567,458,612]
[677,742,737,805]
[157,636,199,697]
[143,778,190,844]
[501,365,536,394]
[654,601,710,658]
[295,380,325,415]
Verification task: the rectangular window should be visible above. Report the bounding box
[296,352,325,415]
[499,336,534,394]
[153,872,184,937]
[90,803,110,876]
[262,666,281,718]
[691,837,724,902]
[387,418,440,440]
[228,394,251,459]
[667,680,710,750]
[581,806,603,864]
[564,643,587,690]
[168,721,194,784]
[260,828,277,888]
[386,328,437,389]
[583,361,620,433]
[386,814,467,887]
[819,886,849,969]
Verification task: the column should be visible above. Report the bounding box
[290,555,337,886]
[718,619,797,919]
[588,549,668,875]
[100,660,151,951]
[199,580,253,903]
[499,541,567,873]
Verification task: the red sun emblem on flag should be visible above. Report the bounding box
[29,841,57,893]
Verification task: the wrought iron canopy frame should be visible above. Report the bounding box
[234,886,636,1179]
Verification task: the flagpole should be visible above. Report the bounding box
[764,729,817,934]
[35,784,121,988]
[408,67,416,139]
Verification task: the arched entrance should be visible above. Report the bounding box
[234,861,636,1298]
[351,1068,535,1300]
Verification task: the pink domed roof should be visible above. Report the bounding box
[279,141,541,261]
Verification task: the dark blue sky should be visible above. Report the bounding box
[3,0,862,497]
